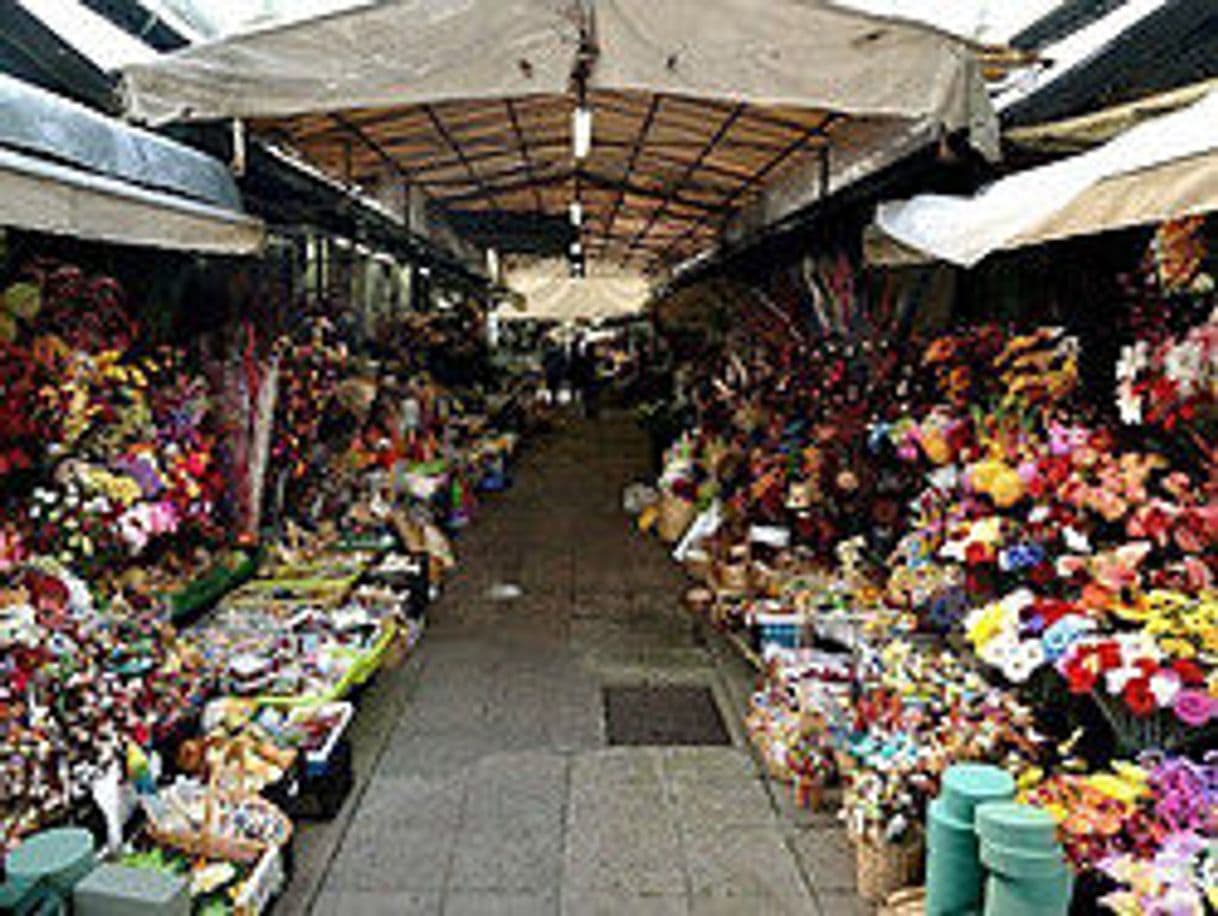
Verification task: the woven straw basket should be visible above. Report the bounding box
[855,832,924,903]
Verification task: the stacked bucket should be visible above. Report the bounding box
[926,764,1072,916]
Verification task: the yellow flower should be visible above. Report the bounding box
[966,604,1006,647]
[1111,595,1152,623]
[1088,773,1143,806]
[1158,637,1197,659]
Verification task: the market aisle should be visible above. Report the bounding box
[304,413,865,916]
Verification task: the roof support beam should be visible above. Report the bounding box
[422,103,500,208]
[605,101,652,236]
[623,103,745,259]
[330,112,414,185]
[654,113,841,266]
[505,98,545,213]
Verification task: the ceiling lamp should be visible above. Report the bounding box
[572,105,593,160]
[569,200,583,226]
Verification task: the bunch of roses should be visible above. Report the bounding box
[1056,631,1216,726]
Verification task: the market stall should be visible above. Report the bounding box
[0,255,525,913]
[630,218,1218,911]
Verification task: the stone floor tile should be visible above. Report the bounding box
[443,891,560,916]
[560,890,690,916]
[448,820,564,892]
[682,825,814,901]
[323,822,457,892]
[309,890,444,915]
[689,893,817,916]
[792,827,857,893]
[815,890,875,915]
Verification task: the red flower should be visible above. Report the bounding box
[1063,655,1098,694]
[1122,678,1156,717]
[1028,562,1054,586]
[965,542,993,566]
[1095,641,1122,671]
[1134,657,1159,678]
[1171,659,1206,686]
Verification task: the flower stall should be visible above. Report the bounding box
[1,259,524,913]
[635,221,1218,910]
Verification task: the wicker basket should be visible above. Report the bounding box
[683,549,713,582]
[657,494,697,543]
[146,742,293,864]
[854,832,924,903]
[879,887,926,916]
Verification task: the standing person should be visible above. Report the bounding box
[542,334,566,401]
[581,339,602,419]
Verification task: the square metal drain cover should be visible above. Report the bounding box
[603,685,731,746]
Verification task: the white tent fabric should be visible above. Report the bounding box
[504,259,650,321]
[121,0,994,151]
[0,146,265,254]
[122,0,581,124]
[873,89,1218,267]
[593,0,988,133]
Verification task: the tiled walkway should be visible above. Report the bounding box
[289,413,866,915]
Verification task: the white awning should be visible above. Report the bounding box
[0,146,265,254]
[120,0,995,158]
[504,258,650,321]
[121,0,582,125]
[871,88,1218,267]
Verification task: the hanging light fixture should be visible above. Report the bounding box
[572,105,593,160]
[570,241,583,257]
[569,200,583,226]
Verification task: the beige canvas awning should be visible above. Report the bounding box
[871,89,1218,267]
[120,1,996,272]
[504,258,650,321]
[0,146,265,254]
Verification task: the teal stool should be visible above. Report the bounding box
[0,874,65,915]
[977,803,1072,916]
[5,828,96,900]
[925,764,1016,916]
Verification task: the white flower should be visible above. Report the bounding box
[1149,671,1181,708]
[1028,505,1050,524]
[1115,342,1148,381]
[1002,641,1046,684]
[1105,665,1140,695]
[1164,340,1205,394]
[1116,382,1143,425]
[926,466,960,492]
[1002,589,1036,615]
[1063,527,1092,554]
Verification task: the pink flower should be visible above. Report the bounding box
[1173,689,1216,727]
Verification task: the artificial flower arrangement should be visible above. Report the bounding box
[0,561,209,853]
[1021,753,1216,915]
[837,639,1048,846]
[1116,304,1218,432]
[1,267,223,580]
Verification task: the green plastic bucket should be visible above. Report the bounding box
[939,765,1017,824]
[926,799,985,915]
[975,803,1059,854]
[980,840,1069,880]
[984,869,1073,916]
